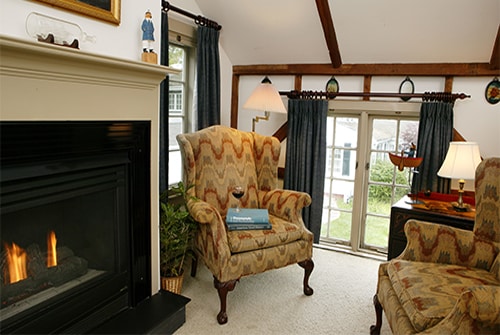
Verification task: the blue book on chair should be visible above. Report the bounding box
[226,208,271,230]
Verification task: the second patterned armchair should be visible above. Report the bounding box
[370,157,500,334]
[176,125,314,324]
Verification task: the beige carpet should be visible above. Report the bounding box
[175,247,392,335]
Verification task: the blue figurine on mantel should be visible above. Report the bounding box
[141,10,155,53]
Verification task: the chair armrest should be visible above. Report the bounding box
[186,198,231,263]
[399,220,498,270]
[420,286,500,334]
[465,286,500,324]
[258,189,312,222]
[187,198,220,224]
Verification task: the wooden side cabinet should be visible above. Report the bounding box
[388,195,475,260]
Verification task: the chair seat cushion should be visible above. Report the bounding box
[226,214,304,253]
[387,259,499,332]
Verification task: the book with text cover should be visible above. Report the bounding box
[227,223,272,230]
[226,208,269,223]
[226,208,271,230]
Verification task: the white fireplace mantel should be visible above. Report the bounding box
[0,34,176,293]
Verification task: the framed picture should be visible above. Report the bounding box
[36,0,121,25]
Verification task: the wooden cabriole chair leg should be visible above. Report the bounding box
[213,277,238,325]
[298,258,314,296]
[370,294,383,335]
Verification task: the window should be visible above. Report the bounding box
[167,19,196,186]
[168,44,187,186]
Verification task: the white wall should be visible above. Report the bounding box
[1,0,158,59]
[0,0,234,128]
[3,1,496,158]
[453,77,500,158]
[239,75,500,158]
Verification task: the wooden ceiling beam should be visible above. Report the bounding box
[233,63,500,76]
[363,75,372,101]
[490,25,500,70]
[315,0,342,68]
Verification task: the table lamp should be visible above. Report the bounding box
[243,76,287,132]
[437,142,481,211]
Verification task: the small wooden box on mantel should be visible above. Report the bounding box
[141,52,158,64]
[388,193,475,260]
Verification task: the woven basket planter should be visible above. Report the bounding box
[161,272,185,295]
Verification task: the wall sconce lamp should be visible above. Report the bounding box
[437,142,482,211]
[243,76,287,132]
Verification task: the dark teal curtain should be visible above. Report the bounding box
[412,102,453,194]
[284,99,328,243]
[196,26,220,130]
[159,10,169,193]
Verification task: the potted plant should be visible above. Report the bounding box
[159,182,197,294]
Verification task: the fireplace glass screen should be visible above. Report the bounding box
[0,121,151,334]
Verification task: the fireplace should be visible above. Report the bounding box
[0,121,151,333]
[0,35,187,334]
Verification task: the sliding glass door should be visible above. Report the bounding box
[320,102,419,255]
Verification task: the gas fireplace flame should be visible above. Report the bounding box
[47,230,57,268]
[4,242,28,284]
[3,230,58,284]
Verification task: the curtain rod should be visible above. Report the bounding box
[162,1,222,31]
[280,90,470,103]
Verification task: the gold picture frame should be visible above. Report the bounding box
[36,0,121,25]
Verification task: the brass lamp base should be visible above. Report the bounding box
[452,179,470,212]
[451,201,471,212]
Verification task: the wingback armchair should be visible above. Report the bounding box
[176,125,314,324]
[371,157,500,334]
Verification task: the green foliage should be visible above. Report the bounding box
[369,159,408,202]
[168,45,184,68]
[159,182,197,277]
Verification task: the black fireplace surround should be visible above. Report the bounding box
[0,121,152,334]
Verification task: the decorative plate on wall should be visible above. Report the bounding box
[326,76,339,99]
[485,78,500,105]
[399,76,414,101]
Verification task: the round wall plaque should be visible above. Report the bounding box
[399,76,414,101]
[485,78,500,105]
[326,76,339,99]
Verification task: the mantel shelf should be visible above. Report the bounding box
[0,34,178,90]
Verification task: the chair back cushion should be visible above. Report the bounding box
[177,126,279,216]
[474,157,500,243]
[252,131,280,192]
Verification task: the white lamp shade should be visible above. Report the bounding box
[243,77,287,114]
[437,142,482,180]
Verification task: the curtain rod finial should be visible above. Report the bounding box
[162,1,170,12]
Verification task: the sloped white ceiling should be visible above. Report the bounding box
[194,0,499,65]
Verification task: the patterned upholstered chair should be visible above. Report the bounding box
[370,157,500,334]
[176,125,314,324]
